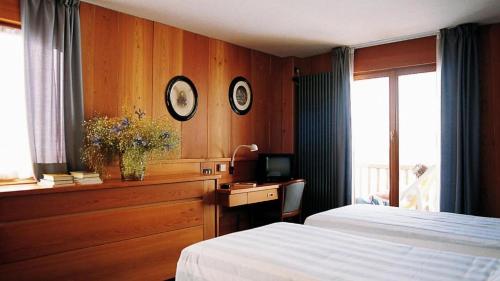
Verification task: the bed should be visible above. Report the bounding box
[176,222,500,281]
[304,204,500,258]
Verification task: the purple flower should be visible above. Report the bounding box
[133,136,148,148]
[111,125,122,134]
[91,137,102,147]
[120,117,130,128]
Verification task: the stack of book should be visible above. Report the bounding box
[38,174,75,187]
[70,171,103,185]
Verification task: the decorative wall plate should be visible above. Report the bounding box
[229,76,252,115]
[165,76,198,121]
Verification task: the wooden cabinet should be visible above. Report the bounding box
[0,175,219,281]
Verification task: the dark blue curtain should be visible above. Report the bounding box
[332,47,352,208]
[296,47,352,217]
[439,23,480,214]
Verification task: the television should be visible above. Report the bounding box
[257,153,294,183]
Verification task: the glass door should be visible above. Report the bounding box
[351,77,390,206]
[398,72,440,211]
[351,66,440,210]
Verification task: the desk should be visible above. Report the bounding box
[216,183,279,207]
[215,180,304,236]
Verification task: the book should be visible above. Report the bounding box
[70,171,100,179]
[43,173,74,181]
[232,182,257,189]
[74,177,103,185]
[38,179,75,188]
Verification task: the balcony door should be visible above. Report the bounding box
[351,65,440,211]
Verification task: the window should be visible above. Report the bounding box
[351,65,439,211]
[0,26,33,181]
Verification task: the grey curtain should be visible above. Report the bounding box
[439,23,480,214]
[22,0,84,179]
[296,47,352,217]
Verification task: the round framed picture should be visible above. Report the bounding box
[165,76,198,121]
[229,76,252,115]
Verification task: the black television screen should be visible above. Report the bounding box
[257,154,293,182]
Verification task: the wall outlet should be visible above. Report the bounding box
[217,163,227,172]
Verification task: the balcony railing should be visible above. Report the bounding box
[353,164,415,200]
[353,163,439,211]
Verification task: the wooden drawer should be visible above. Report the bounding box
[0,226,203,281]
[248,189,278,204]
[218,188,278,207]
[220,193,248,207]
[0,181,205,222]
[0,200,203,263]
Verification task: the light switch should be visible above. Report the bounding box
[217,163,227,172]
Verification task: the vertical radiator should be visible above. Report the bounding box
[296,73,336,218]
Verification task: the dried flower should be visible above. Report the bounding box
[82,111,179,177]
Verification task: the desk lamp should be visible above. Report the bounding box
[230,144,258,174]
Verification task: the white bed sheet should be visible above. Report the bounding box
[305,204,500,258]
[176,222,500,281]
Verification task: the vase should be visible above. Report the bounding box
[119,151,146,181]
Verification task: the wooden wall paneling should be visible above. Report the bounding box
[103,160,204,180]
[0,226,204,281]
[217,160,258,185]
[269,56,283,152]
[203,179,216,239]
[0,0,20,26]
[117,13,153,116]
[310,52,332,74]
[181,31,209,158]
[354,36,436,73]
[294,57,312,76]
[479,24,500,218]
[80,2,274,182]
[296,37,436,75]
[0,201,203,263]
[152,22,183,159]
[146,161,201,176]
[281,57,295,153]
[80,3,96,119]
[208,40,232,158]
[200,161,215,175]
[92,6,122,117]
[230,45,253,159]
[81,5,154,118]
[81,4,123,118]
[251,51,271,154]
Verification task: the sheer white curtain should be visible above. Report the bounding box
[0,26,33,179]
[21,0,85,179]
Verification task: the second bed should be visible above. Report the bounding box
[304,204,500,258]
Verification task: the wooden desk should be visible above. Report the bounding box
[216,183,279,207]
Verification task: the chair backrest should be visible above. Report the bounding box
[282,180,305,214]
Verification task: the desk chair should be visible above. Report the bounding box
[280,179,306,222]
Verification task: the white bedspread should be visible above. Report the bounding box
[305,204,500,258]
[176,223,500,281]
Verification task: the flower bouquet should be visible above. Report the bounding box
[82,110,179,180]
